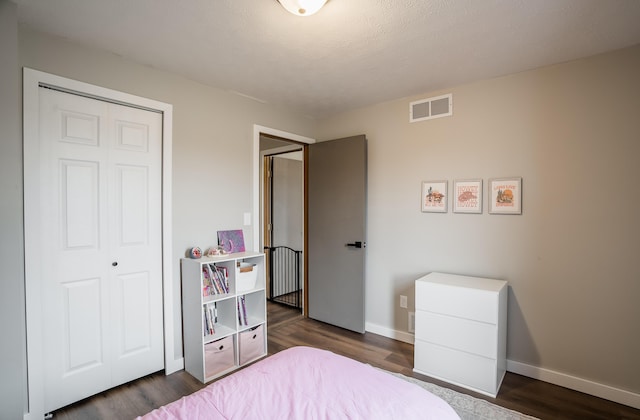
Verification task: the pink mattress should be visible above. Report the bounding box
[139,346,459,419]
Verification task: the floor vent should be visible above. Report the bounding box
[409,93,452,122]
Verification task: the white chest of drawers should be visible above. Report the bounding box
[413,272,507,397]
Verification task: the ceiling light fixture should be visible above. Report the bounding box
[277,0,328,17]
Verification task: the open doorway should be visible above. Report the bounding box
[257,128,313,316]
[254,126,367,332]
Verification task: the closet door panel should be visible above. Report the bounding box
[108,102,164,386]
[40,88,112,412]
[37,88,164,412]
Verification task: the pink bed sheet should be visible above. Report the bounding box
[139,346,459,419]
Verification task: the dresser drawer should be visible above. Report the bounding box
[415,275,504,324]
[414,339,499,396]
[415,311,498,359]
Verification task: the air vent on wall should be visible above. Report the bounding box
[409,93,452,123]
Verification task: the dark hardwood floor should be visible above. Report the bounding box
[52,302,640,419]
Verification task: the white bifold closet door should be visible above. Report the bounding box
[37,87,164,412]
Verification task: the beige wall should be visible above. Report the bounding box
[316,45,640,395]
[0,2,26,417]
[17,27,318,362]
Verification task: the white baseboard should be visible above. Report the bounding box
[365,322,414,344]
[365,323,640,410]
[507,360,640,410]
[165,356,184,375]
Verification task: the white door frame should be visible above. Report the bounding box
[251,125,315,254]
[23,68,179,420]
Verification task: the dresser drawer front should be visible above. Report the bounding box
[416,281,498,324]
[414,339,498,396]
[415,311,497,359]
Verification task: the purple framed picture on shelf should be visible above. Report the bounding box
[217,230,246,253]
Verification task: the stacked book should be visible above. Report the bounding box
[237,295,249,326]
[203,303,217,337]
[202,264,229,297]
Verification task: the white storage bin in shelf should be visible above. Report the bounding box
[239,324,265,365]
[236,262,258,292]
[204,336,235,378]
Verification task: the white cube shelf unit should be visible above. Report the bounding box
[414,272,508,397]
[181,252,267,383]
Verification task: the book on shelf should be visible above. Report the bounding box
[212,264,229,294]
[241,295,248,326]
[237,295,248,326]
[202,265,214,297]
[210,265,224,294]
[203,304,216,336]
[202,264,230,296]
[216,266,229,292]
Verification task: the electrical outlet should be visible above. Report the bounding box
[408,312,415,333]
[400,295,407,308]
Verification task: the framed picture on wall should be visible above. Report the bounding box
[421,180,448,213]
[488,177,522,214]
[453,179,482,213]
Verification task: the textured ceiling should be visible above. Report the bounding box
[14,0,640,119]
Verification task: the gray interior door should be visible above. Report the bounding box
[308,135,367,333]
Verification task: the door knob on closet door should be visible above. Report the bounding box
[346,241,364,248]
[112,262,118,267]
